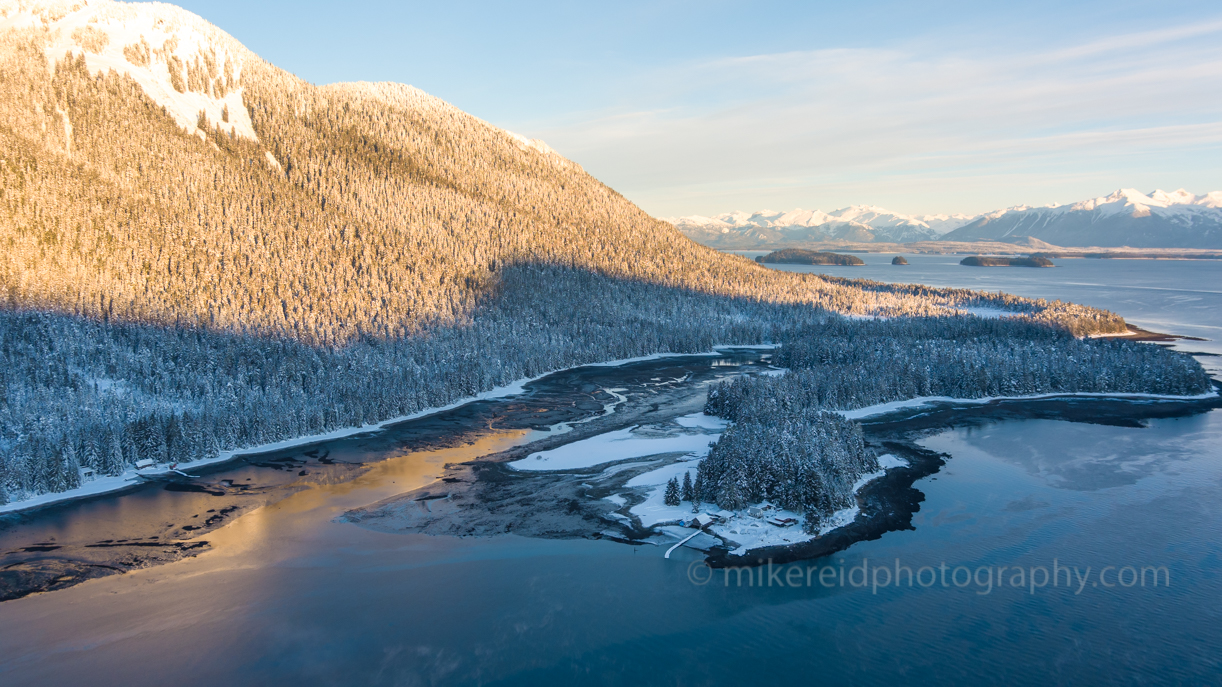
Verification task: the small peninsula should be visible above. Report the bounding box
[756,249,865,266]
[961,255,1054,268]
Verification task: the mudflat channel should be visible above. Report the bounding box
[0,349,775,601]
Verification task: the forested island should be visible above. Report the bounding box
[892,256,908,265]
[756,249,865,265]
[961,256,1055,267]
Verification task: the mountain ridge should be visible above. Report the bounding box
[942,188,1222,248]
[666,205,975,246]
[670,188,1222,249]
[3,0,1173,508]
[2,0,1120,347]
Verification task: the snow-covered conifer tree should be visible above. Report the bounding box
[664,477,681,506]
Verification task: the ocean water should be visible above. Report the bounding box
[744,252,1222,372]
[0,259,1219,686]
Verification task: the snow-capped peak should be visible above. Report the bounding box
[1065,188,1222,217]
[1199,191,1222,209]
[1149,188,1196,205]
[665,204,977,235]
[668,187,1222,249]
[2,0,257,142]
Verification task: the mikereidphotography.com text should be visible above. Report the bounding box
[687,558,1171,595]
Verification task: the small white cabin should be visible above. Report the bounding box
[79,467,96,481]
[134,459,156,470]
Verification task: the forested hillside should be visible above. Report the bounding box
[0,0,1119,341]
[0,1,1195,506]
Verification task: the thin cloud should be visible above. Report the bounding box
[511,17,1222,216]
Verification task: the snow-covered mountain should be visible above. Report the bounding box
[666,206,977,247]
[0,0,258,144]
[940,189,1222,248]
[671,189,1222,248]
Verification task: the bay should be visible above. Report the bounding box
[1,258,1219,686]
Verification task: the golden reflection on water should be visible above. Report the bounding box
[189,429,532,562]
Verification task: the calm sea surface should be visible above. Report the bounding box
[0,257,1219,686]
[742,252,1222,373]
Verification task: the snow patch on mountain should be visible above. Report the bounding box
[2,0,257,142]
[506,131,579,170]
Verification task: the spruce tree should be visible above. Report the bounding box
[62,440,82,491]
[664,477,681,506]
[681,471,694,502]
[81,436,102,472]
[105,431,126,476]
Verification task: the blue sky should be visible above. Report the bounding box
[177,0,1222,218]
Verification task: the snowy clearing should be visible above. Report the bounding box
[624,443,912,555]
[708,456,907,555]
[509,427,717,472]
[627,460,706,527]
[674,413,729,430]
[960,307,1023,319]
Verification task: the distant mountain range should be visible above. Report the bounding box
[942,189,1222,248]
[668,189,1222,249]
[667,207,975,246]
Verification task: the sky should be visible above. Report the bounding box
[175,0,1222,218]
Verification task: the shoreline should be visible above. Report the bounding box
[7,317,1199,517]
[1092,324,1209,343]
[720,244,1222,260]
[639,389,1219,561]
[836,388,1219,421]
[704,377,1222,567]
[6,336,1215,539]
[0,346,776,516]
[4,350,1217,602]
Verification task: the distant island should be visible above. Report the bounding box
[961,256,1054,268]
[756,249,865,265]
[892,256,908,265]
